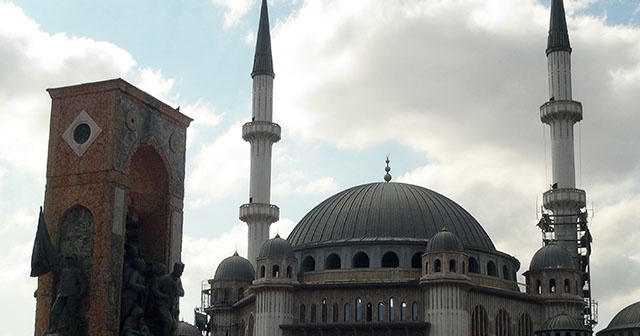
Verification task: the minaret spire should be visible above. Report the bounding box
[252,0,274,78]
[240,0,281,269]
[546,0,572,55]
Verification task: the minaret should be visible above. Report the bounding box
[540,0,586,262]
[539,1,596,327]
[239,0,281,269]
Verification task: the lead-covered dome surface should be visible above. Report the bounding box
[214,252,255,281]
[529,243,575,270]
[604,301,640,331]
[426,228,464,252]
[287,182,495,251]
[539,314,587,331]
[259,234,295,258]
[177,321,201,336]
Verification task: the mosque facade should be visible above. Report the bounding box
[200,1,638,336]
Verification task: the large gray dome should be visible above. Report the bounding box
[602,301,640,332]
[287,182,495,251]
[539,314,587,331]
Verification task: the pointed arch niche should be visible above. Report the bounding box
[127,144,170,264]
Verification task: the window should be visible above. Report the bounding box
[471,305,488,336]
[487,261,497,277]
[469,257,480,273]
[412,302,419,321]
[449,259,457,272]
[302,256,316,272]
[496,309,511,336]
[366,303,373,322]
[272,264,279,278]
[378,302,384,321]
[300,304,306,323]
[518,313,533,336]
[310,304,317,323]
[400,302,408,321]
[425,261,429,274]
[353,252,370,268]
[411,252,422,268]
[550,279,556,293]
[355,298,363,322]
[333,303,339,322]
[322,299,328,322]
[344,303,350,322]
[326,253,341,270]
[536,280,542,294]
[389,297,396,321]
[434,259,442,272]
[564,279,570,293]
[286,266,292,278]
[260,265,266,278]
[502,265,510,280]
[382,251,400,267]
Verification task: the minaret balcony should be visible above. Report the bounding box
[239,202,280,223]
[543,188,586,210]
[242,121,281,143]
[540,100,583,124]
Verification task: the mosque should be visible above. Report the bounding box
[198,1,640,335]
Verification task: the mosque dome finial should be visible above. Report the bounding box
[384,156,392,182]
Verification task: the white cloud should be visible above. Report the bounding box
[211,0,255,28]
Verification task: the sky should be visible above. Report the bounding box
[1,0,639,334]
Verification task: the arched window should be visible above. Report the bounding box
[462,261,466,274]
[400,302,408,321]
[471,305,488,336]
[260,265,266,278]
[300,304,306,323]
[378,302,385,321]
[366,303,373,322]
[382,251,400,267]
[353,252,370,268]
[310,304,317,323]
[326,253,341,270]
[355,298,363,322]
[389,297,396,321]
[302,256,316,272]
[272,264,280,278]
[518,313,533,336]
[550,278,556,293]
[322,299,328,323]
[487,261,497,277]
[411,252,422,268]
[333,303,339,322]
[223,288,229,302]
[495,309,511,336]
[449,259,457,272]
[287,266,293,278]
[344,303,350,322]
[564,279,570,293]
[502,265,510,280]
[434,259,442,272]
[425,261,429,274]
[412,302,419,321]
[469,257,480,273]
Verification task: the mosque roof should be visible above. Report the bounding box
[426,228,464,252]
[259,235,295,259]
[529,243,575,270]
[601,301,640,332]
[287,182,496,251]
[214,252,255,281]
[539,314,588,331]
[177,321,201,336]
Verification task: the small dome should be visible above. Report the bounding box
[214,252,255,281]
[604,301,640,331]
[539,314,587,331]
[426,228,464,252]
[177,321,201,336]
[529,243,575,270]
[259,235,295,258]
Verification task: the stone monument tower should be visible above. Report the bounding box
[34,78,191,336]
